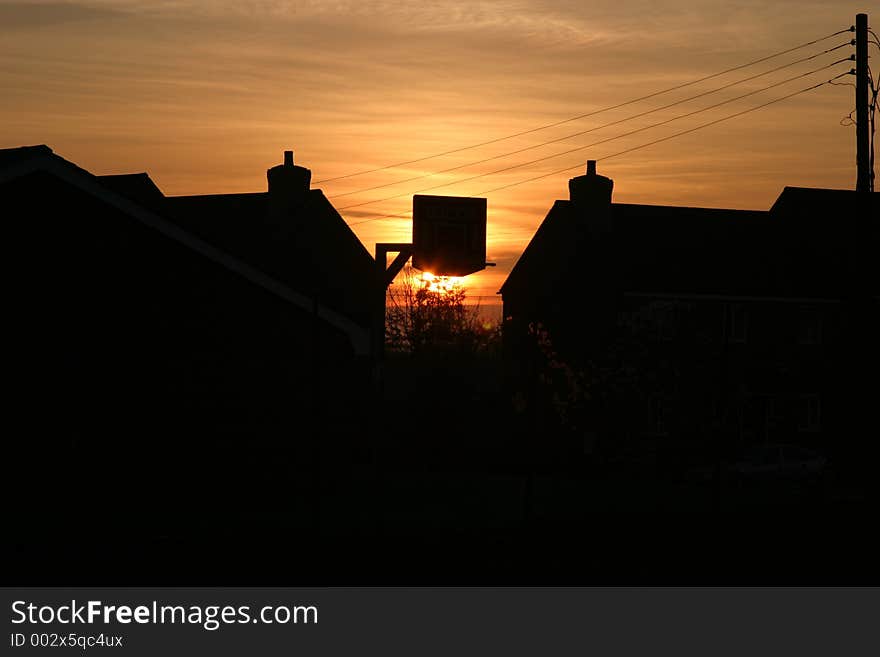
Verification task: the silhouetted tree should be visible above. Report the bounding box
[382,265,502,445]
[511,299,736,470]
[385,265,498,356]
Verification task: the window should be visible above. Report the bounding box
[617,310,635,332]
[650,397,667,435]
[643,300,679,341]
[798,395,821,432]
[654,306,676,342]
[797,311,823,345]
[743,445,781,467]
[764,396,781,442]
[724,303,748,343]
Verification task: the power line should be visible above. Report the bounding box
[315,27,853,185]
[349,210,411,225]
[348,72,850,226]
[339,58,851,212]
[483,73,853,194]
[330,41,854,200]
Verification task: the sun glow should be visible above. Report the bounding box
[420,272,464,294]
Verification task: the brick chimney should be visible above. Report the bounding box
[267,150,311,207]
[569,160,613,234]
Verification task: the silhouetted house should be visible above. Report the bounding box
[500,161,878,470]
[3,145,374,503]
[162,151,375,329]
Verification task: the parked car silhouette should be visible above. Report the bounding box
[728,444,827,482]
[686,444,827,485]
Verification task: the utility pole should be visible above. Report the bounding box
[855,13,870,192]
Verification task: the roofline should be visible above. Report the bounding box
[98,172,152,179]
[168,187,376,264]
[769,185,877,213]
[167,191,267,201]
[498,197,769,295]
[1,152,370,355]
[778,185,872,193]
[557,198,767,215]
[623,292,842,304]
[540,196,766,212]
[166,188,328,200]
[611,202,767,216]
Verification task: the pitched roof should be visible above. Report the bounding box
[503,184,879,303]
[164,188,377,324]
[501,200,768,298]
[768,186,879,296]
[0,145,370,354]
[97,173,165,210]
[0,144,52,168]
[770,185,880,215]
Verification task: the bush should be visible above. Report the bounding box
[385,265,499,356]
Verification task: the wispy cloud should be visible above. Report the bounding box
[0,1,125,29]
[0,0,861,279]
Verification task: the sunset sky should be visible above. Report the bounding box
[1,1,870,303]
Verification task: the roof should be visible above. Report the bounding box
[501,199,768,298]
[97,173,165,210]
[0,144,52,168]
[768,186,879,297]
[164,188,377,324]
[501,186,879,302]
[0,145,370,355]
[770,185,880,214]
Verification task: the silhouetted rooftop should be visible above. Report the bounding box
[502,186,878,301]
[97,173,165,210]
[164,188,376,324]
[768,186,879,297]
[0,144,52,168]
[772,185,880,212]
[501,200,768,298]
[0,144,371,353]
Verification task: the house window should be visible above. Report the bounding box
[617,310,635,333]
[797,311,823,345]
[725,303,748,343]
[798,395,821,432]
[764,396,781,442]
[651,397,667,435]
[654,306,676,342]
[639,300,677,342]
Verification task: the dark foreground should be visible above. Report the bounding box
[7,354,877,585]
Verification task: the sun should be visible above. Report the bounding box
[420,272,464,294]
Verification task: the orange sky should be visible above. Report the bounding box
[0,1,870,303]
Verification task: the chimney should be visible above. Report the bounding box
[267,149,311,202]
[569,160,613,234]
